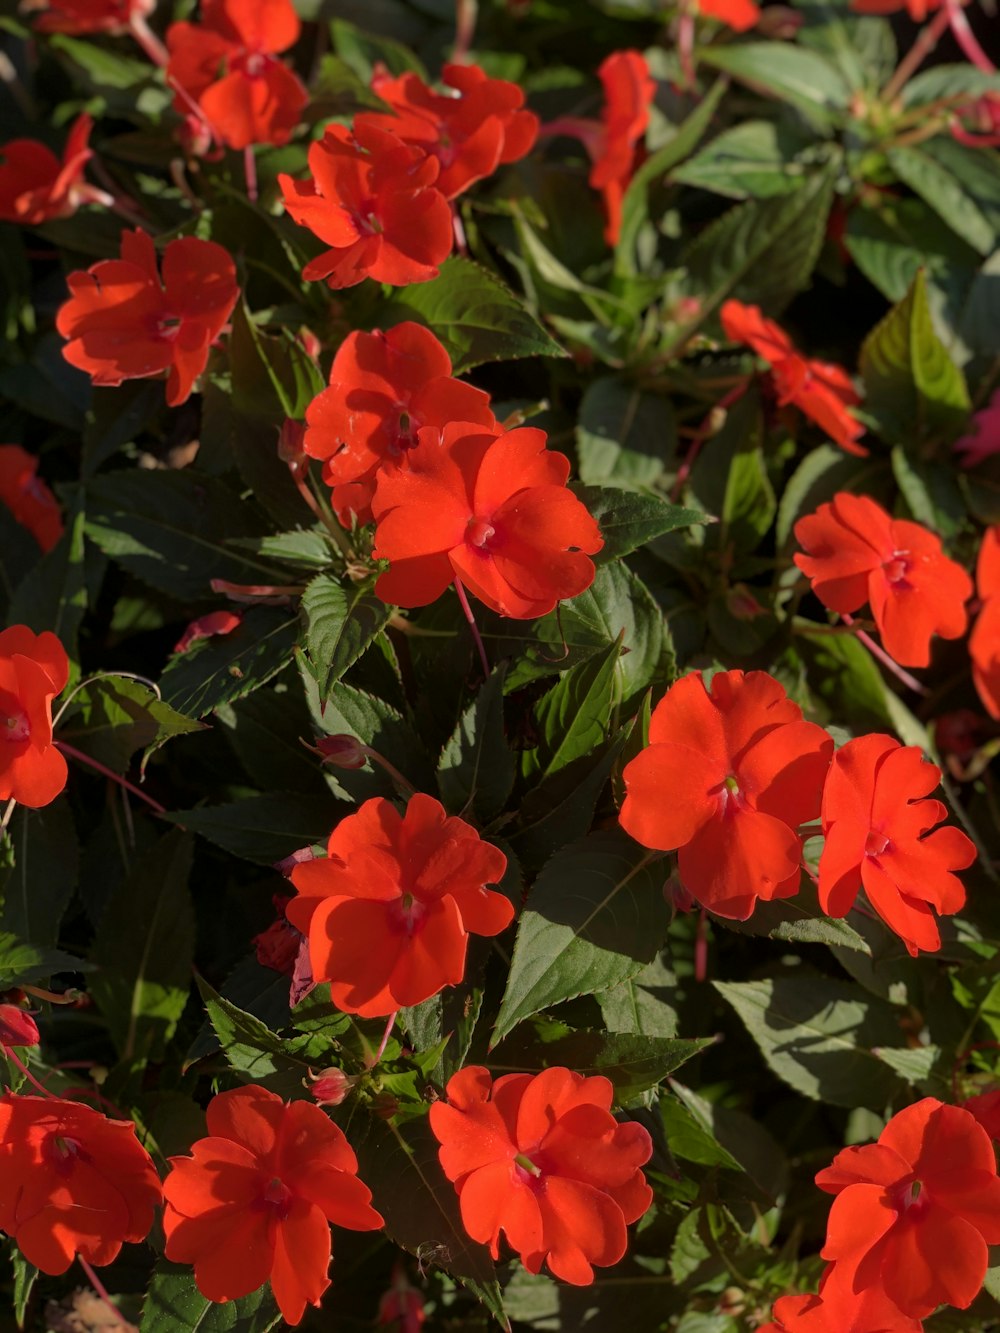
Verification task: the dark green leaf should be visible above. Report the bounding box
[673,121,816,199]
[0,799,79,947]
[437,666,516,820]
[301,574,392,700]
[576,376,677,490]
[57,675,203,775]
[509,734,627,869]
[0,934,87,989]
[229,302,326,421]
[888,144,995,257]
[576,485,708,563]
[11,1248,37,1328]
[164,793,340,864]
[160,608,299,718]
[9,499,88,657]
[141,1260,281,1333]
[699,43,851,130]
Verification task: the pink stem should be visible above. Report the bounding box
[454,0,477,61]
[678,11,696,93]
[78,1255,134,1332]
[55,741,167,815]
[453,577,490,678]
[671,382,748,501]
[880,4,952,102]
[840,613,929,696]
[364,749,417,799]
[369,1011,398,1067]
[452,206,468,256]
[128,13,168,67]
[244,145,258,203]
[694,909,708,983]
[4,1045,60,1099]
[946,1,996,74]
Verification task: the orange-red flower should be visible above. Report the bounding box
[163,1084,383,1326]
[30,0,153,34]
[697,0,761,29]
[0,445,63,553]
[816,1098,1000,1319]
[359,62,539,200]
[166,0,307,151]
[850,0,942,17]
[286,794,512,1017]
[279,122,453,290]
[0,625,69,810]
[818,734,976,956]
[372,423,602,617]
[761,1262,924,1332]
[964,1089,1000,1141]
[970,526,1000,719]
[0,115,109,226]
[590,51,655,246]
[57,229,239,407]
[429,1065,653,1284]
[794,492,972,668]
[0,1093,162,1273]
[721,301,866,455]
[304,322,495,526]
[619,669,833,919]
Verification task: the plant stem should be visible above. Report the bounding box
[244,145,258,204]
[0,798,16,842]
[454,0,477,60]
[840,613,929,696]
[55,741,167,815]
[946,0,995,74]
[370,1011,397,1067]
[129,13,169,66]
[453,577,490,678]
[880,5,952,103]
[4,1046,59,1099]
[78,1256,135,1332]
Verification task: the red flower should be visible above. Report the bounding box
[173,609,243,654]
[56,229,239,407]
[359,62,539,200]
[377,1264,426,1332]
[721,301,866,455]
[0,115,108,226]
[0,445,63,553]
[955,390,1000,467]
[591,52,655,246]
[163,1084,383,1326]
[0,625,69,810]
[762,1262,924,1331]
[166,0,307,151]
[697,0,761,30]
[619,669,833,919]
[0,1004,40,1049]
[964,1090,1000,1141]
[0,1094,162,1274]
[371,423,603,617]
[253,895,303,977]
[278,122,453,290]
[970,526,1000,719]
[429,1065,653,1284]
[816,1098,1000,1319]
[818,734,976,955]
[850,0,942,17]
[286,794,512,1017]
[304,322,495,526]
[794,492,972,668]
[30,0,154,35]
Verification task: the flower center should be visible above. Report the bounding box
[882,552,912,587]
[865,830,892,859]
[262,1175,293,1218]
[466,517,496,550]
[3,710,29,743]
[349,202,383,236]
[154,314,182,341]
[46,1133,83,1177]
[513,1151,543,1184]
[890,1177,926,1216]
[388,409,420,457]
[396,891,425,935]
[241,51,269,79]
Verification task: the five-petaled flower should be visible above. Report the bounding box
[57,228,239,407]
[816,1098,1000,1319]
[29,0,154,34]
[287,794,512,1017]
[589,51,655,246]
[0,114,108,226]
[430,1065,653,1284]
[760,1261,924,1332]
[305,322,496,526]
[0,625,70,810]
[721,301,866,455]
[0,445,63,553]
[970,525,1000,719]
[818,733,976,955]
[696,0,761,29]
[360,62,539,200]
[619,669,833,919]
[372,423,603,617]
[279,122,453,289]
[794,492,972,668]
[166,0,308,151]
[0,1093,162,1274]
[163,1084,384,1326]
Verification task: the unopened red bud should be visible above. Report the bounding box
[278,419,308,467]
[273,845,320,877]
[371,1092,399,1120]
[665,874,695,915]
[315,734,369,770]
[726,584,766,621]
[307,1067,358,1107]
[0,1003,40,1049]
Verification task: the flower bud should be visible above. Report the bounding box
[315,734,369,770]
[307,1067,358,1107]
[0,1003,40,1050]
[278,419,308,473]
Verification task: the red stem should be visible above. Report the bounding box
[128,13,168,67]
[244,145,258,204]
[946,0,995,75]
[671,382,749,501]
[55,741,167,815]
[839,614,929,696]
[4,1045,60,1099]
[453,578,490,679]
[78,1255,134,1332]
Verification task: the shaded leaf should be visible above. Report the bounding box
[301,574,392,700]
[141,1261,281,1333]
[437,666,516,820]
[160,608,299,718]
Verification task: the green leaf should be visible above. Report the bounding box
[0,504,39,620]
[576,484,708,562]
[669,1080,789,1201]
[509,735,627,870]
[301,574,392,700]
[677,162,837,330]
[859,269,971,444]
[714,976,908,1109]
[141,1260,282,1333]
[353,1115,504,1322]
[0,934,87,989]
[11,1248,37,1329]
[699,42,851,131]
[525,640,620,781]
[717,880,871,954]
[775,444,885,547]
[0,799,79,948]
[673,120,817,200]
[887,144,995,258]
[491,1020,710,1101]
[891,445,967,538]
[57,675,203,775]
[159,608,300,718]
[90,831,195,1065]
[229,302,326,421]
[437,667,516,821]
[599,954,680,1038]
[384,256,566,374]
[576,375,677,490]
[164,793,340,864]
[8,498,88,657]
[494,829,670,1043]
[720,423,776,552]
[85,471,278,601]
